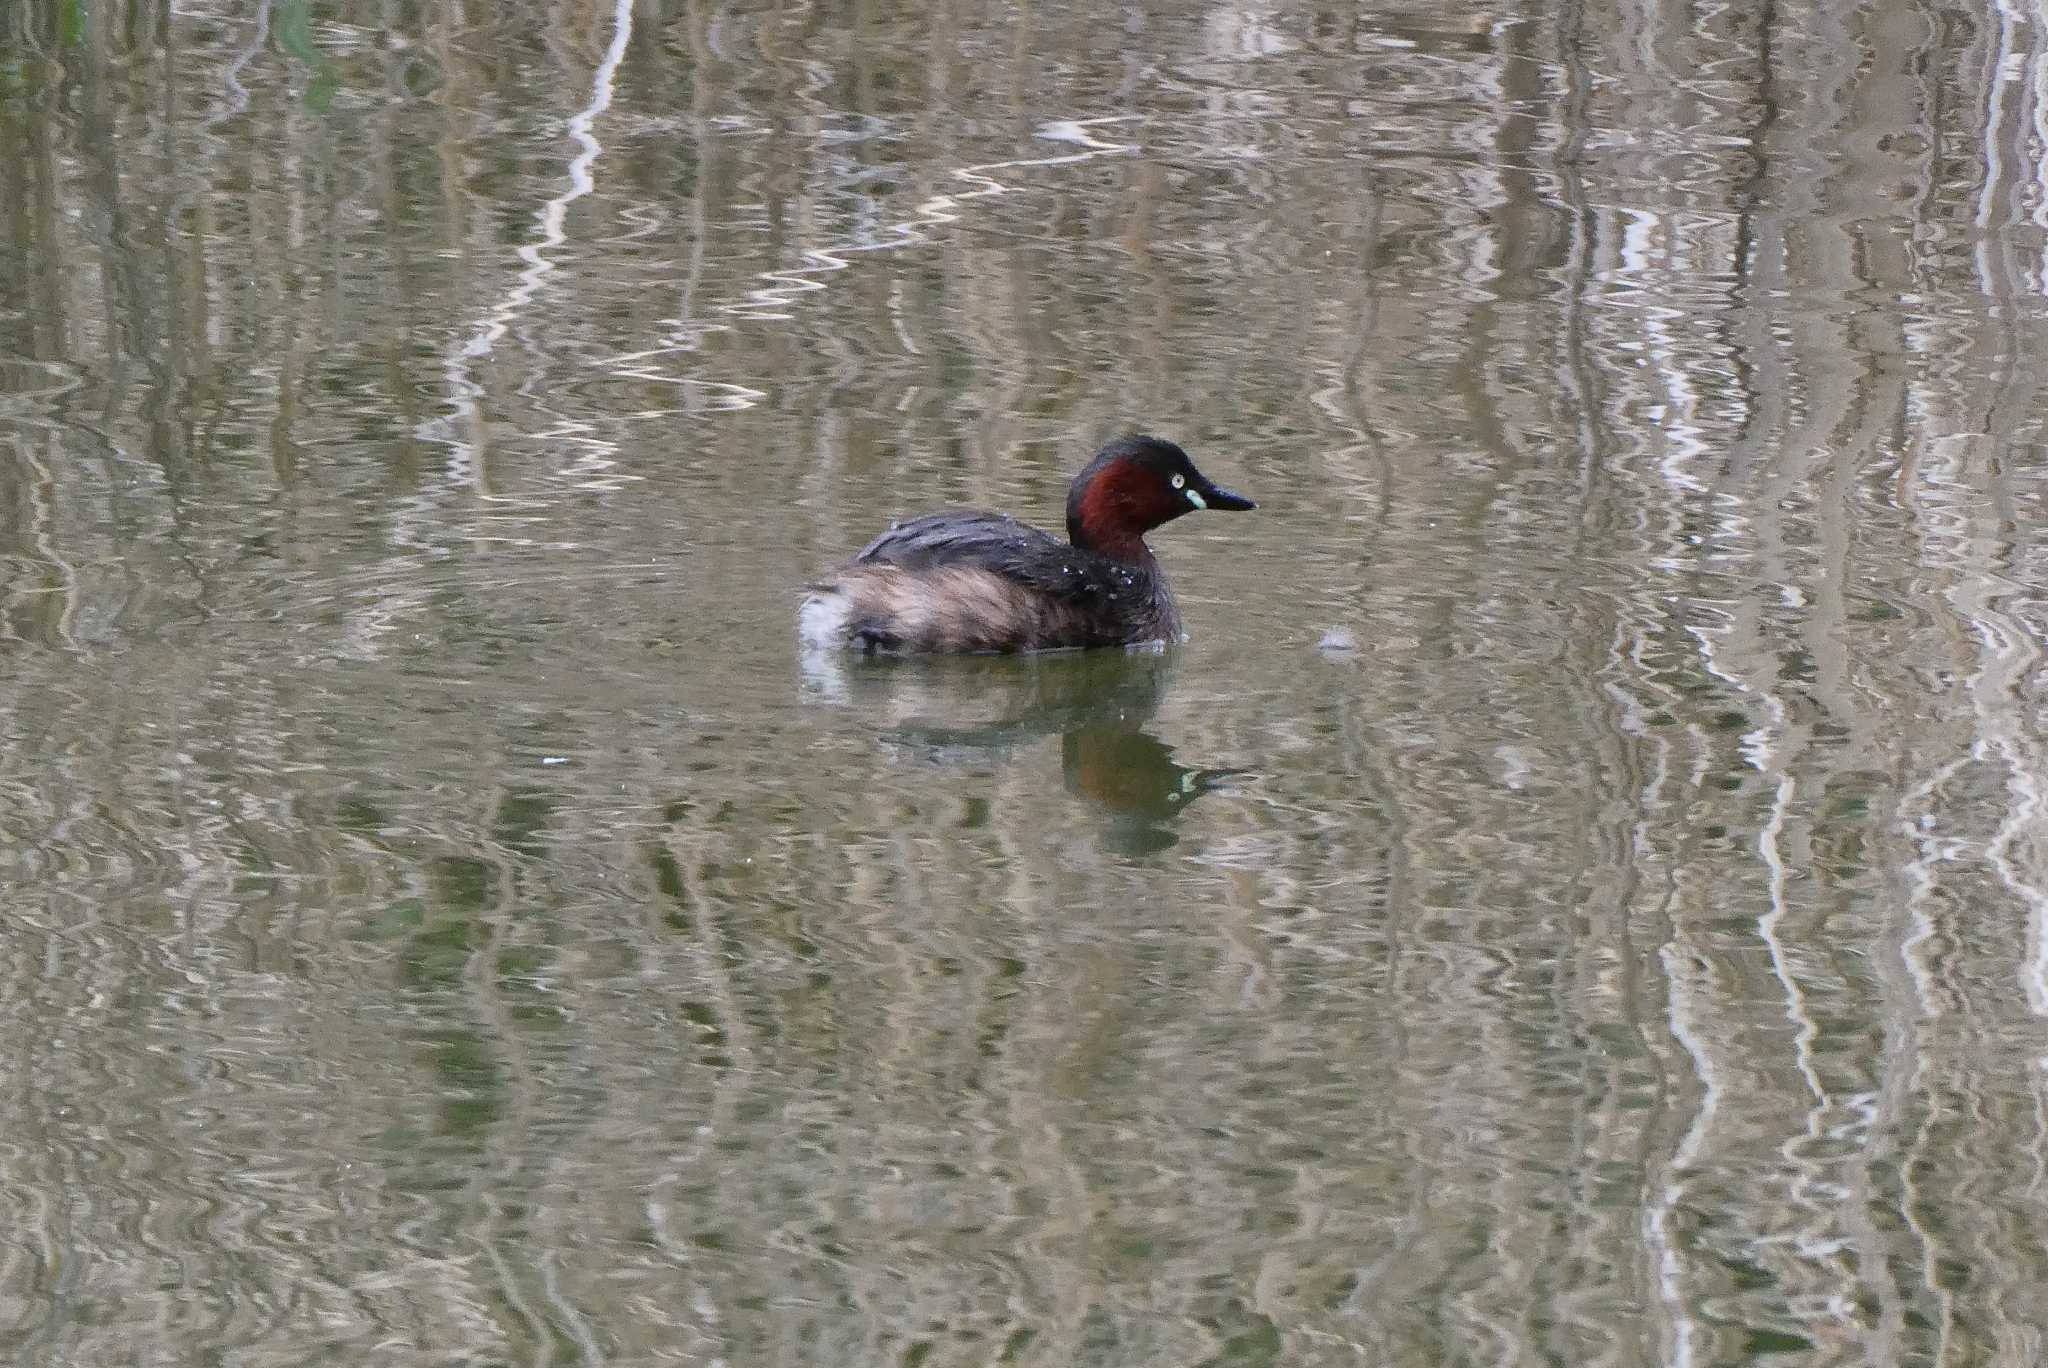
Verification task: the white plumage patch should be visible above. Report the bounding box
[796,587,854,651]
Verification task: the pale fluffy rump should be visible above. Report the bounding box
[798,565,1091,654]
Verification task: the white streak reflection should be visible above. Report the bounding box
[721,118,1139,322]
[433,0,637,487]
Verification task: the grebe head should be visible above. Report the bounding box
[1064,435,1256,559]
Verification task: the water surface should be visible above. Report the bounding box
[7,0,2048,1364]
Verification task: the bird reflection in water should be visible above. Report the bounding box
[802,648,1243,853]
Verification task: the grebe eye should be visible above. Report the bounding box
[1171,474,1185,489]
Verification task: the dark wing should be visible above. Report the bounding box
[854,513,1117,604]
[856,512,1057,569]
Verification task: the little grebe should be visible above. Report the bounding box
[799,435,1255,653]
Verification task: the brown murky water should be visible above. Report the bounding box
[8,0,2048,1364]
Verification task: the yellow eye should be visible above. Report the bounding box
[1171,474,1185,489]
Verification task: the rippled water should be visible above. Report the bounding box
[9,0,2048,1363]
